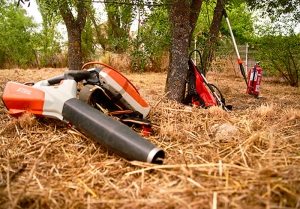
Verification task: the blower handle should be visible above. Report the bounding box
[81,62,141,95]
[47,75,64,85]
[47,70,91,85]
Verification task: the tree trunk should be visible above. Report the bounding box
[59,0,88,70]
[32,49,40,69]
[165,0,203,102]
[189,0,203,46]
[202,0,227,75]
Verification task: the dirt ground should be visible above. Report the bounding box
[0,67,299,209]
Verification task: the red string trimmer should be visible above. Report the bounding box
[223,9,263,98]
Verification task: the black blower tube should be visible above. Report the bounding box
[62,98,165,164]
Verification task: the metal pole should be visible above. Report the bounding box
[222,9,248,87]
[246,43,248,75]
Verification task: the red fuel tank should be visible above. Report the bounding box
[247,62,262,97]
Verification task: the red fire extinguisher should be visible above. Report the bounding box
[247,62,262,98]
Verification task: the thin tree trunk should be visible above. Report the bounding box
[189,0,203,46]
[202,0,227,75]
[32,49,40,69]
[59,0,88,70]
[67,28,83,70]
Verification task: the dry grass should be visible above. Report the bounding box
[0,67,300,209]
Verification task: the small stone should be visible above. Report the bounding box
[214,123,239,142]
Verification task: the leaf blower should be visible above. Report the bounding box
[183,50,232,111]
[1,69,165,164]
[223,9,262,98]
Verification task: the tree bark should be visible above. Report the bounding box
[165,0,203,102]
[188,0,203,46]
[59,0,88,70]
[202,0,227,75]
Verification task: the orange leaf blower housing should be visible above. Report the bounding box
[81,62,151,118]
[2,82,45,117]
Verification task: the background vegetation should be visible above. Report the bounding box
[0,0,299,87]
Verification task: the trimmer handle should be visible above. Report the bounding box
[222,9,228,18]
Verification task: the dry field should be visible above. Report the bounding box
[0,67,300,209]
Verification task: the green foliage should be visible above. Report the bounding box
[253,34,300,87]
[37,0,92,70]
[130,6,171,72]
[221,3,255,44]
[0,2,38,68]
[98,1,171,72]
[193,1,255,48]
[245,0,300,22]
[104,0,135,52]
[82,17,96,62]
[193,1,215,45]
[39,0,91,16]
[130,40,148,72]
[244,0,299,35]
[37,1,65,67]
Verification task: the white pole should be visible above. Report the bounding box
[245,43,248,75]
[225,17,241,59]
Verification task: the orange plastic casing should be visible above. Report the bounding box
[2,82,45,117]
